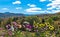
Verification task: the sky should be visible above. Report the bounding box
[0,0,60,14]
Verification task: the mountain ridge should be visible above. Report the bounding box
[0,12,60,18]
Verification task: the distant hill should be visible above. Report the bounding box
[36,12,60,17]
[0,12,24,18]
[55,12,60,14]
[0,12,60,18]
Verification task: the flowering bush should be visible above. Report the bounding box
[0,16,60,37]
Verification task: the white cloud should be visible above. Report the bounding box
[40,0,46,2]
[49,0,53,1]
[40,0,53,2]
[47,0,60,7]
[47,0,60,13]
[52,10,60,13]
[25,7,57,14]
[25,0,60,14]
[2,8,9,10]
[25,7,52,14]
[16,7,22,10]
[47,6,55,10]
[12,1,21,4]
[27,4,36,7]
[25,7,42,12]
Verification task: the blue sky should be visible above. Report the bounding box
[0,0,60,14]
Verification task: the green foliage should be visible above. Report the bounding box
[0,15,60,37]
[25,16,40,25]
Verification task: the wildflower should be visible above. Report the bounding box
[17,25,22,28]
[26,24,32,29]
[49,25,54,30]
[12,22,17,26]
[34,25,38,28]
[39,24,45,28]
[6,24,11,31]
[10,25,14,31]
[25,24,33,31]
[33,21,39,28]
[8,31,13,36]
[23,21,30,24]
[12,22,18,31]
[45,22,50,26]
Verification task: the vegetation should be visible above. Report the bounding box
[0,14,60,37]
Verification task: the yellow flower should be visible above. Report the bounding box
[49,25,54,30]
[39,24,45,28]
[45,22,50,26]
[33,21,39,27]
